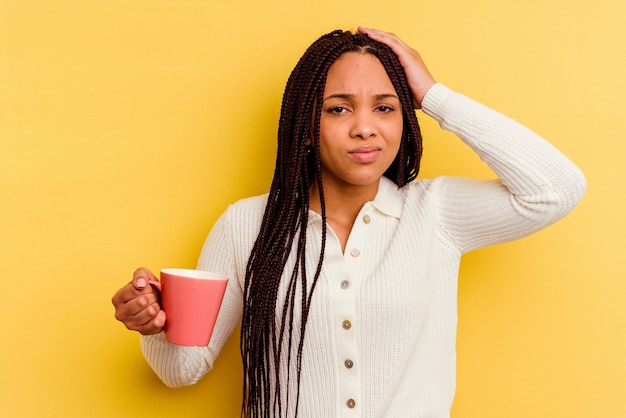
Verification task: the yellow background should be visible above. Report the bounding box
[0,0,623,417]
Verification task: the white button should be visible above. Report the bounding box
[340,280,350,289]
[363,214,371,224]
[349,248,360,257]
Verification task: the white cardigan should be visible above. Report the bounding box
[140,84,586,417]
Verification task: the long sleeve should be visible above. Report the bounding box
[135,83,587,417]
[419,83,586,253]
[139,197,262,387]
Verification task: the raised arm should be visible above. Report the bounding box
[421,84,586,251]
[359,26,586,251]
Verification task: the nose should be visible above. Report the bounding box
[350,109,377,140]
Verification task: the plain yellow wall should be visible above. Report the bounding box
[0,0,623,417]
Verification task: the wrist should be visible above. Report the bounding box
[415,83,435,109]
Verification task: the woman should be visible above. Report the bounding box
[112,27,586,417]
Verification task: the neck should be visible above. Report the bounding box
[310,179,379,214]
[309,178,380,251]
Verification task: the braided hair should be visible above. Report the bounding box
[240,29,423,417]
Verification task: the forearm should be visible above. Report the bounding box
[140,333,212,387]
[139,205,246,388]
[422,83,586,220]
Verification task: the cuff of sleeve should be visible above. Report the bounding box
[420,83,454,118]
[140,332,209,388]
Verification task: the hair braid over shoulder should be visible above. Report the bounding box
[240,29,423,418]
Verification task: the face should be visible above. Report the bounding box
[317,52,403,193]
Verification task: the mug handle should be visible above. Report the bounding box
[147,280,162,292]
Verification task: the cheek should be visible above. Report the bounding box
[319,115,339,135]
[389,136,402,161]
[386,119,404,149]
[318,122,342,153]
[316,134,332,168]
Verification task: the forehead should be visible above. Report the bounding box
[324,52,395,93]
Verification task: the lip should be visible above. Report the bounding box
[348,146,382,163]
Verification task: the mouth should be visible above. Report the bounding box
[348,146,382,163]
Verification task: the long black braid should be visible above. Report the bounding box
[240,29,423,417]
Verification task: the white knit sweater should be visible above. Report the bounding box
[141,84,586,417]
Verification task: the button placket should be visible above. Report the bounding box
[332,205,373,417]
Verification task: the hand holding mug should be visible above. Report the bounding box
[113,268,228,346]
[149,269,228,346]
[112,267,165,335]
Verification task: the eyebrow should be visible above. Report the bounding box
[322,93,399,101]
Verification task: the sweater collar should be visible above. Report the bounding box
[370,176,403,219]
[308,176,404,224]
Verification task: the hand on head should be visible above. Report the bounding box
[357,26,436,109]
[111,267,165,335]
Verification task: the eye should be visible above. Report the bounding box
[328,106,348,114]
[376,105,395,113]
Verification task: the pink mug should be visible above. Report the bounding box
[149,268,228,346]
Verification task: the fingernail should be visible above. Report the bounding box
[136,278,146,289]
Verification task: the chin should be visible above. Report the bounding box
[349,175,382,187]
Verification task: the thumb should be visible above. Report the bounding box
[133,267,157,290]
[135,277,147,290]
